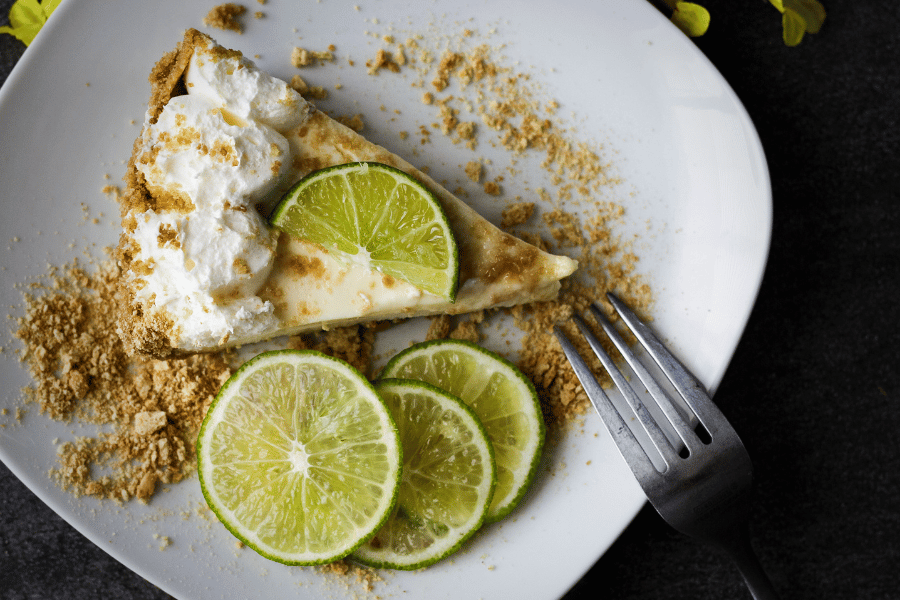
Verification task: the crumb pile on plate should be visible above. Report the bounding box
[11,259,231,501]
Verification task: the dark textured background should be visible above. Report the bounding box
[2,1,898,598]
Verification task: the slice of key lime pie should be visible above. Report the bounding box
[116,29,577,357]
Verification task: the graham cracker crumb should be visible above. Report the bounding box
[291,47,335,68]
[425,315,452,341]
[483,180,501,196]
[290,75,327,100]
[394,46,407,66]
[134,411,168,436]
[366,48,401,75]
[289,324,377,376]
[464,161,482,183]
[449,318,481,344]
[336,114,365,132]
[319,560,383,593]
[203,4,247,34]
[501,202,535,229]
[423,313,484,344]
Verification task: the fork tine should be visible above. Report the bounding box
[568,316,684,468]
[605,292,724,437]
[587,302,700,454]
[553,325,660,480]
[567,322,678,467]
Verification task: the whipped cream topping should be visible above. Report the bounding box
[139,94,291,209]
[130,39,311,349]
[186,43,310,133]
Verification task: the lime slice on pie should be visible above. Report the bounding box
[196,350,402,565]
[381,339,545,522]
[270,161,459,301]
[353,379,496,570]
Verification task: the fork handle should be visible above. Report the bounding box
[717,526,780,600]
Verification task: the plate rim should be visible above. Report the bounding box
[0,0,772,598]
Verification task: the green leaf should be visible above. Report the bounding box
[782,8,807,46]
[1,0,62,46]
[671,2,710,37]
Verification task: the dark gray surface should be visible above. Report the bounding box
[2,1,898,598]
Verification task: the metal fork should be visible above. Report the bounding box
[554,293,779,600]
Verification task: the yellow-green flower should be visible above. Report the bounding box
[667,1,711,38]
[0,0,62,47]
[653,0,825,46]
[770,0,826,46]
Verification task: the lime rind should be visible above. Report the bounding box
[269,161,459,302]
[197,349,402,566]
[352,378,496,570]
[380,338,545,523]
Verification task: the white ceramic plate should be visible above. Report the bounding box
[0,1,770,598]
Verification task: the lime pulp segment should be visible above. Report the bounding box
[197,350,402,565]
[352,379,496,570]
[380,339,545,522]
[269,162,459,301]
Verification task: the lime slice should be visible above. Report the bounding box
[270,161,459,301]
[197,350,402,565]
[352,379,496,570]
[380,339,544,522]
